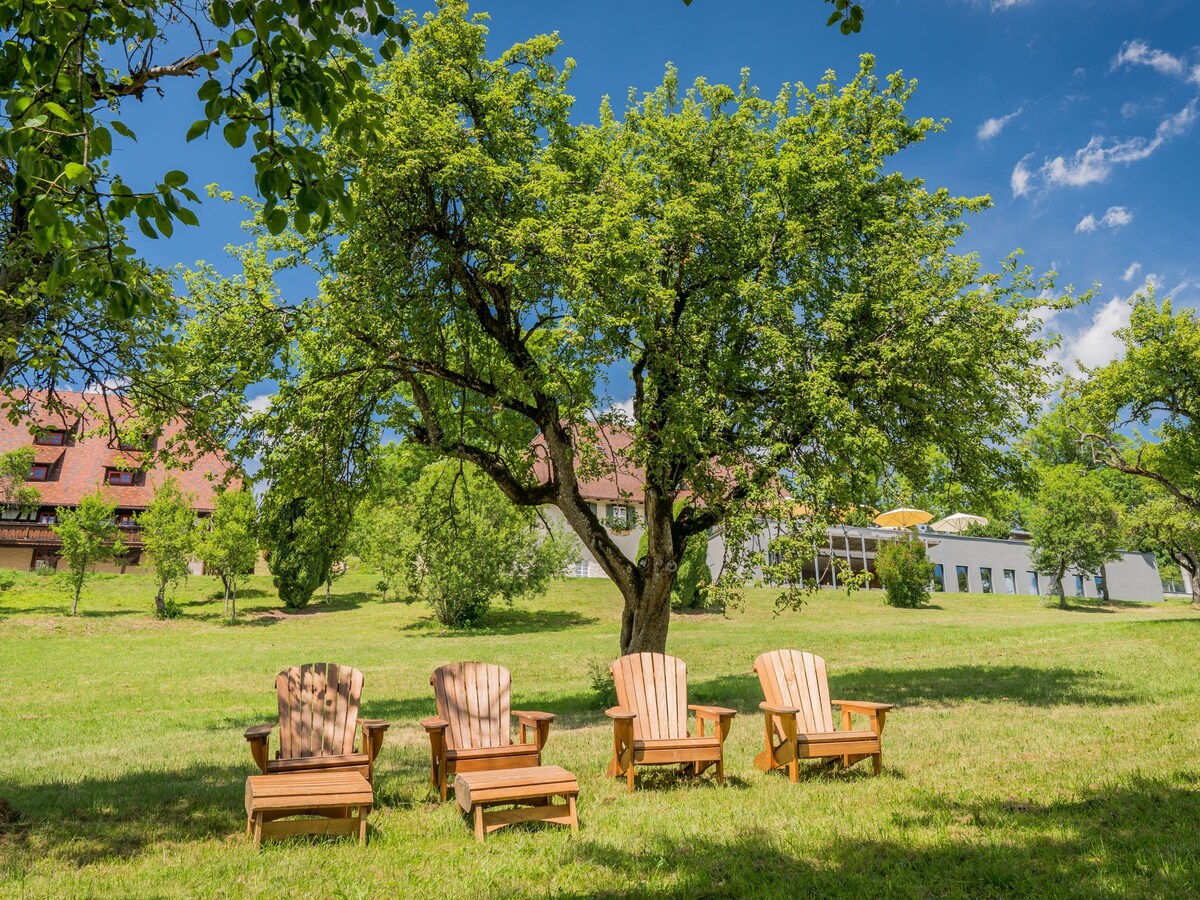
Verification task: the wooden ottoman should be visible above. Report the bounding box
[454,765,579,842]
[245,771,373,848]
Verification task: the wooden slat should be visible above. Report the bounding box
[299,665,314,757]
[330,664,347,754]
[343,667,363,754]
[673,656,687,739]
[465,663,482,749]
[646,653,663,740]
[258,818,360,841]
[310,663,327,757]
[636,747,721,765]
[484,664,500,747]
[630,653,650,741]
[497,665,511,747]
[813,654,833,732]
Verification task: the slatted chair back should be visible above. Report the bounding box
[610,652,689,742]
[276,663,364,760]
[431,662,513,751]
[753,650,835,735]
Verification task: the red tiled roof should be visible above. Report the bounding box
[531,424,646,503]
[0,391,238,512]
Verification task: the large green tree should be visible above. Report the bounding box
[171,5,1063,654]
[1124,493,1200,606]
[1068,293,1200,517]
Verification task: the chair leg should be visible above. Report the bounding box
[246,815,252,837]
[252,812,263,849]
[873,751,882,776]
[568,795,578,833]
[716,756,725,786]
[358,807,369,845]
[788,757,799,783]
[473,805,485,842]
[626,763,636,793]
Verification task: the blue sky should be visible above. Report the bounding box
[120,0,1200,399]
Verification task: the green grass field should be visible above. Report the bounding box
[1,568,1198,898]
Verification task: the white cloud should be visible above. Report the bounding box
[1073,67,1087,78]
[977,107,1023,142]
[1122,261,1142,281]
[605,397,634,423]
[245,393,274,414]
[1048,296,1135,375]
[83,377,130,394]
[1031,99,1197,191]
[1010,155,1034,197]
[1113,39,1189,80]
[1075,205,1133,232]
[991,0,1031,10]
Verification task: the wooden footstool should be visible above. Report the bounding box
[245,771,373,848]
[454,765,579,842]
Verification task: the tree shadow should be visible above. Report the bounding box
[0,763,245,868]
[232,592,370,626]
[689,663,1136,713]
[399,607,598,636]
[562,774,1200,897]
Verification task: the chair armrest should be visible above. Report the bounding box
[513,710,556,725]
[759,701,800,716]
[605,706,636,720]
[243,723,274,740]
[832,701,895,714]
[360,719,391,732]
[689,704,737,719]
[420,716,449,732]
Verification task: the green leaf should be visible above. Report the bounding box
[42,101,71,121]
[223,120,248,148]
[111,120,137,141]
[164,170,189,188]
[197,79,222,102]
[210,0,231,28]
[266,207,288,235]
[64,162,90,184]
[186,119,209,142]
[827,11,842,26]
[137,217,158,240]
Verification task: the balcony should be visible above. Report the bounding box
[0,521,144,548]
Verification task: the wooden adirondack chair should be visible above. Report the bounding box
[753,649,893,781]
[605,652,736,792]
[243,663,390,783]
[421,662,556,801]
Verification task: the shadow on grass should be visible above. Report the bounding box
[564,774,1200,897]
[400,607,599,636]
[0,763,245,867]
[689,663,1136,713]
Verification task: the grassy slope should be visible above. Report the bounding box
[1,569,1198,898]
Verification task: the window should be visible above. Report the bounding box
[38,512,56,524]
[106,469,135,486]
[34,430,64,446]
[608,504,630,528]
[980,567,993,593]
[31,548,58,570]
[1074,575,1085,597]
[1027,571,1040,594]
[1094,574,1105,595]
[1003,569,1017,594]
[932,564,945,592]
[114,513,136,528]
[955,565,969,592]
[27,465,48,481]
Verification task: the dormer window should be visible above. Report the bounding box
[39,512,56,524]
[27,464,49,481]
[106,468,135,486]
[34,430,65,447]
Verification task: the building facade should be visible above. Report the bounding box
[0,392,236,573]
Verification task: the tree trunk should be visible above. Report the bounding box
[230,585,236,624]
[1056,570,1067,609]
[154,583,166,616]
[72,582,81,616]
[1099,564,1111,603]
[325,576,331,604]
[222,575,231,616]
[618,573,676,654]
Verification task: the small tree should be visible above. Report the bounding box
[51,492,125,615]
[0,447,41,516]
[139,478,197,618]
[260,491,331,610]
[354,505,407,602]
[1027,467,1122,608]
[875,531,935,608]
[1125,493,1200,607]
[400,461,577,628]
[197,488,258,622]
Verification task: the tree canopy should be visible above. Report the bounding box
[169,3,1064,653]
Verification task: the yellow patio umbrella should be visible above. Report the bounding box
[873,507,933,528]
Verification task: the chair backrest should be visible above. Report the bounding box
[275,663,364,760]
[430,662,512,751]
[753,649,834,735]
[610,652,689,741]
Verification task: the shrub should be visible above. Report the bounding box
[875,532,935,608]
[0,568,17,592]
[587,658,617,709]
[154,598,184,620]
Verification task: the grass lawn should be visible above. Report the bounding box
[1,568,1198,898]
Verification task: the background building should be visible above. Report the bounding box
[0,392,236,573]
